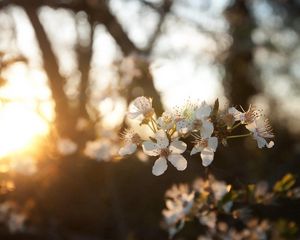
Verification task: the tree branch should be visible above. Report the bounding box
[24,6,72,136]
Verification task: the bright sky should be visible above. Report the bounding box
[0,63,51,157]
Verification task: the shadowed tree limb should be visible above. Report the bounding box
[24,6,74,137]
[223,0,259,107]
[142,0,173,55]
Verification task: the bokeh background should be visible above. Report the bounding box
[0,0,299,239]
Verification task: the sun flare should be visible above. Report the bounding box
[0,103,49,157]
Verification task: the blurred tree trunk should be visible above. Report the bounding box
[24,6,75,138]
[7,0,165,138]
[223,0,259,108]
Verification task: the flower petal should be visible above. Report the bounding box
[155,130,169,149]
[267,141,274,148]
[127,111,141,119]
[201,148,214,167]
[168,154,187,171]
[208,137,218,152]
[200,121,214,138]
[252,132,267,149]
[169,140,187,154]
[119,143,137,156]
[246,121,257,133]
[190,145,201,155]
[152,157,168,176]
[195,103,211,119]
[176,120,190,135]
[228,107,239,115]
[142,141,160,156]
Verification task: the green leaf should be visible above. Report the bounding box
[273,174,296,193]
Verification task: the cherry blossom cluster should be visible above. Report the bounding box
[119,96,275,176]
[0,201,27,233]
[162,174,300,239]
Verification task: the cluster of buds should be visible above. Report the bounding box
[119,96,275,176]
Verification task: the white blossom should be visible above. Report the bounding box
[163,184,195,238]
[84,139,115,161]
[142,130,187,176]
[127,96,154,120]
[174,101,197,135]
[191,137,218,167]
[119,129,141,156]
[57,138,77,155]
[7,212,26,233]
[246,118,274,148]
[0,201,26,233]
[9,156,37,175]
[199,211,217,229]
[228,106,260,125]
[176,119,193,135]
[194,102,214,138]
[157,112,174,130]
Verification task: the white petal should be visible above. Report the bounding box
[127,111,141,119]
[253,133,267,149]
[152,157,168,176]
[228,107,239,115]
[190,145,201,155]
[228,107,245,122]
[200,121,214,138]
[195,103,211,119]
[119,143,137,156]
[246,121,257,133]
[169,140,187,154]
[176,120,190,135]
[267,141,274,148]
[142,141,160,156]
[201,148,214,167]
[155,130,169,149]
[157,117,164,128]
[133,96,151,110]
[168,154,187,171]
[208,137,218,152]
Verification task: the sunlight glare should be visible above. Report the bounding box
[0,103,49,157]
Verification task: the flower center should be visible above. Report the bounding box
[198,139,208,148]
[162,114,172,124]
[193,119,203,130]
[160,148,170,158]
[223,114,235,127]
[144,108,155,119]
[131,133,142,145]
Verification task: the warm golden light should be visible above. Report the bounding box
[0,103,49,157]
[0,63,52,158]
